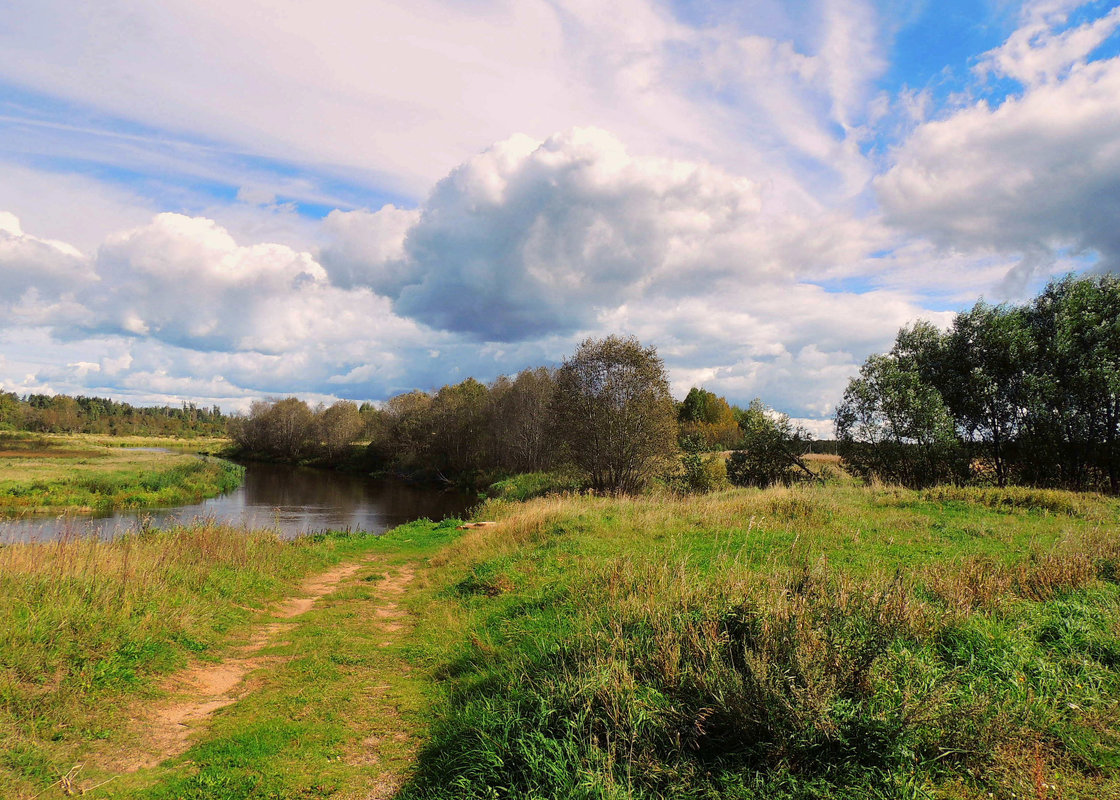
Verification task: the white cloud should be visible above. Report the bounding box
[0,213,94,314]
[877,39,1120,288]
[321,128,895,342]
[976,3,1120,87]
[0,0,883,208]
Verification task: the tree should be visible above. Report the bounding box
[940,303,1031,486]
[0,391,21,429]
[490,367,556,473]
[678,387,740,449]
[429,378,490,474]
[727,399,813,488]
[552,335,678,493]
[316,400,364,462]
[1022,274,1120,491]
[377,391,434,472]
[230,397,316,460]
[835,348,966,488]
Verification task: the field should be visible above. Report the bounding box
[0,434,241,517]
[396,484,1120,799]
[3,482,1120,798]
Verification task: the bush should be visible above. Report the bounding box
[726,400,813,488]
[667,451,729,494]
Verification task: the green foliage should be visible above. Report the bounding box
[366,368,561,482]
[667,436,729,493]
[679,387,740,449]
[229,396,318,461]
[836,348,966,488]
[0,391,228,436]
[837,275,1120,492]
[727,399,812,488]
[552,335,679,493]
[399,486,1120,799]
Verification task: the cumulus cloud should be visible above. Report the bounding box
[0,112,937,423]
[877,8,1120,290]
[0,212,95,323]
[79,213,413,354]
[0,99,1017,425]
[323,128,797,341]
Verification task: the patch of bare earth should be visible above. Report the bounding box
[109,560,365,774]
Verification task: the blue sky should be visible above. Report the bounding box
[1,0,1118,434]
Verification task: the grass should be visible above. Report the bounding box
[486,470,586,502]
[0,523,390,797]
[392,483,1120,799]
[4,481,1120,798]
[0,434,243,517]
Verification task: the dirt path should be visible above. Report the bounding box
[116,560,369,773]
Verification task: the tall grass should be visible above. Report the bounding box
[401,484,1120,799]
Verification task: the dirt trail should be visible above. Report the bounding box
[117,560,368,773]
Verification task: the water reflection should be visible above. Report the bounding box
[0,461,476,543]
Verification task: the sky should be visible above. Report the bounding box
[1,0,1118,435]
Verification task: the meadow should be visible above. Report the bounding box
[398,483,1120,799]
[4,479,1120,798]
[0,433,241,517]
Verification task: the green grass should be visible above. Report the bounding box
[0,523,388,798]
[5,482,1120,799]
[392,484,1120,799]
[0,434,243,516]
[486,470,586,502]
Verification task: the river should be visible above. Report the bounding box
[0,459,477,543]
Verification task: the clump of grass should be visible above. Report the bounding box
[922,485,1101,517]
[486,471,585,502]
[926,531,1120,612]
[764,488,837,523]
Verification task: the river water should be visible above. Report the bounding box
[0,460,477,543]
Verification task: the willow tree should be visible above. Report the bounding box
[552,335,677,493]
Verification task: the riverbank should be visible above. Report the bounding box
[5,483,1120,798]
[0,434,243,517]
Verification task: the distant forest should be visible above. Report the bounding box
[0,392,228,437]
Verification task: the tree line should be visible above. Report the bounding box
[231,336,813,492]
[837,274,1120,492]
[0,392,228,436]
